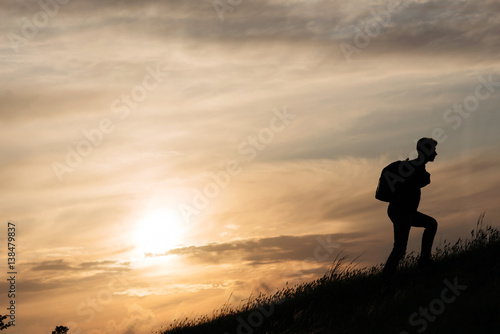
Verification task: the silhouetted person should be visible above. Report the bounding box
[380,138,438,280]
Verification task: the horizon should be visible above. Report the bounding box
[1,0,500,333]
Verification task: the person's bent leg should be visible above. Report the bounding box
[412,211,438,263]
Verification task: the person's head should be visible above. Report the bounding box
[416,137,438,162]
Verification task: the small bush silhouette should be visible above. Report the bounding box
[52,325,69,334]
[0,315,12,331]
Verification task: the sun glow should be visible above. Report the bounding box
[134,208,186,255]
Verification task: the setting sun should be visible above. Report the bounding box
[134,208,186,255]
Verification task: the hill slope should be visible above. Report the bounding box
[160,217,500,334]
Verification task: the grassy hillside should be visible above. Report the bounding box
[159,214,500,334]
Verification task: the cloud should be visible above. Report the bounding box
[4,0,500,73]
[28,259,129,272]
[2,259,132,297]
[29,259,73,271]
[154,233,357,265]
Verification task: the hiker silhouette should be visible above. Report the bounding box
[378,138,439,280]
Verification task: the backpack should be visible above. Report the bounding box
[375,161,406,202]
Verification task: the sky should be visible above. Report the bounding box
[1,0,500,333]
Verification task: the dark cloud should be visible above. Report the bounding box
[4,0,499,57]
[29,259,73,271]
[151,232,366,265]
[27,259,130,272]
